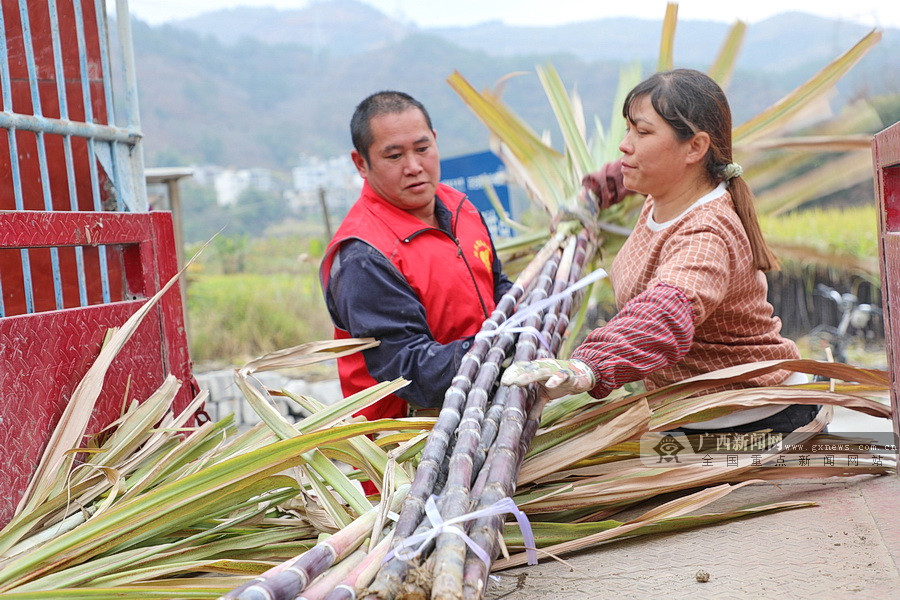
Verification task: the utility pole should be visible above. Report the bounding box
[318,186,333,240]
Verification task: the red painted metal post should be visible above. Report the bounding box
[873,121,900,445]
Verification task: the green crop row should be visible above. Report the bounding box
[760,205,878,260]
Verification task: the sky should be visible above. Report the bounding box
[120,0,900,30]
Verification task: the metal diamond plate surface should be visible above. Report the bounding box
[0,212,195,526]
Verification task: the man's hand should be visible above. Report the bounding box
[501,358,595,399]
[583,159,629,209]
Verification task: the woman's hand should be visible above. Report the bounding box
[501,358,595,399]
[583,159,629,209]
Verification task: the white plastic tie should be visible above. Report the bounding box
[476,267,608,347]
[385,495,538,568]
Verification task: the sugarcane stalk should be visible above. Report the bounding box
[462,234,597,599]
[429,257,560,600]
[364,266,552,599]
[323,531,394,600]
[297,548,368,600]
[472,386,507,477]
[471,236,584,499]
[387,231,564,543]
[222,484,408,600]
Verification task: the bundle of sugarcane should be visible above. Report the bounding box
[356,229,597,600]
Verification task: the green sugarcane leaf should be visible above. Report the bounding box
[480,175,532,234]
[708,20,746,88]
[601,63,642,163]
[234,368,373,518]
[301,464,353,529]
[290,379,412,434]
[0,419,420,591]
[657,2,678,72]
[447,70,569,216]
[537,63,593,180]
[733,29,881,144]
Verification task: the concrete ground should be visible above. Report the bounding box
[485,408,900,599]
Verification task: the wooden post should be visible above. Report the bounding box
[873,121,900,452]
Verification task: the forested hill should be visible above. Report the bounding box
[132,0,900,170]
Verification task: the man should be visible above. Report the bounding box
[320,91,512,421]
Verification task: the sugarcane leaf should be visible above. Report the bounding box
[656,2,678,72]
[0,419,422,591]
[0,587,228,598]
[642,359,889,406]
[480,174,532,234]
[766,242,879,276]
[231,368,376,517]
[498,500,813,568]
[119,416,229,502]
[16,283,189,516]
[239,338,380,373]
[501,481,764,569]
[519,400,651,484]
[650,386,889,430]
[447,70,568,216]
[536,63,593,179]
[707,20,746,87]
[741,134,872,153]
[80,376,182,476]
[598,62,642,164]
[301,465,353,529]
[733,29,881,144]
[755,151,873,216]
[286,379,414,434]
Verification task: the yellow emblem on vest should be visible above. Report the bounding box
[473,239,492,272]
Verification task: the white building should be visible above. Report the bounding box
[212,167,285,206]
[291,155,362,214]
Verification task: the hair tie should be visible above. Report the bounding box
[721,162,743,181]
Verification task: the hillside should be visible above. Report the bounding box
[132,1,900,170]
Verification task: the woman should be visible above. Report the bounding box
[502,68,814,433]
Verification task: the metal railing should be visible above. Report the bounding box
[0,0,146,316]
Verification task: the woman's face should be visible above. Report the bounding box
[618,95,696,198]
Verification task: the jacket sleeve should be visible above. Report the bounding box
[570,282,695,398]
[325,239,473,409]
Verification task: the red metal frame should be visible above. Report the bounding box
[873,122,900,444]
[0,210,196,526]
[0,0,110,211]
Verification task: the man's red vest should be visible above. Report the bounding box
[320,181,498,420]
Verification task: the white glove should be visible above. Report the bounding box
[501,358,595,399]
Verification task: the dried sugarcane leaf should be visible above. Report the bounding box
[240,338,380,374]
[518,400,651,484]
[16,268,190,517]
[496,499,813,570]
[650,386,889,430]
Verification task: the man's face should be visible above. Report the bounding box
[352,108,440,221]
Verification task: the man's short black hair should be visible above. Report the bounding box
[350,91,434,164]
